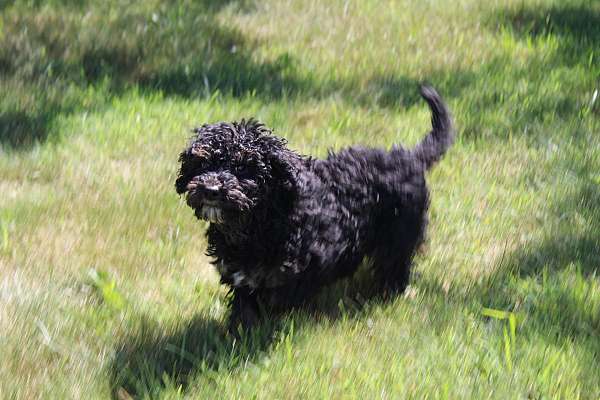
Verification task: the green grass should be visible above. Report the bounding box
[0,0,598,398]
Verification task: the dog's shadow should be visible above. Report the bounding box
[110,313,278,398]
[109,267,388,398]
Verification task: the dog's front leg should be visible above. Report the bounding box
[228,288,261,334]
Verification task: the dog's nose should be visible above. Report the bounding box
[203,185,220,199]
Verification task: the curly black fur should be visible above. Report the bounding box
[175,85,454,330]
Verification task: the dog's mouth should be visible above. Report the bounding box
[185,189,223,223]
[195,204,223,223]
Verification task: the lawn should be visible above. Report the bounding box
[0,0,598,398]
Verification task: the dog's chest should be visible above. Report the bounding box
[208,226,294,289]
[215,259,291,289]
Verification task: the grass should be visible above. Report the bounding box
[0,0,598,398]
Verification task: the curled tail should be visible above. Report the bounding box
[413,85,454,170]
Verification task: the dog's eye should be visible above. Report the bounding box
[235,165,248,174]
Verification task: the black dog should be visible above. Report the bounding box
[176,86,454,330]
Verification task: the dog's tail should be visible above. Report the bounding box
[412,85,454,170]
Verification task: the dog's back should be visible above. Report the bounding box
[300,86,454,291]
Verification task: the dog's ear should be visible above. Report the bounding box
[175,141,211,194]
[175,148,194,194]
[256,135,298,191]
[175,151,190,194]
[268,151,297,190]
[175,176,188,195]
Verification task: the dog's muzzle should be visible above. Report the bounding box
[186,180,224,223]
[189,195,224,223]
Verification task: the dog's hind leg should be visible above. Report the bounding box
[370,214,427,294]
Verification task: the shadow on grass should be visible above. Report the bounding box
[0,109,57,149]
[354,68,477,110]
[109,315,277,398]
[505,172,599,341]
[0,0,307,149]
[513,184,600,279]
[495,3,599,67]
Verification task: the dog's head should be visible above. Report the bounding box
[175,119,299,224]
